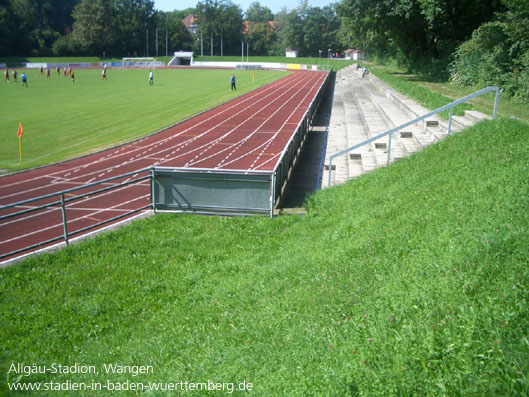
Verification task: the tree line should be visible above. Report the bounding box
[0,0,341,59]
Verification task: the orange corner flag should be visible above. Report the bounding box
[17,122,23,165]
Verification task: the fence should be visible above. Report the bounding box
[0,169,152,261]
[327,86,500,187]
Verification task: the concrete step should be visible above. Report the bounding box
[323,65,493,189]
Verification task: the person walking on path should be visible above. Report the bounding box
[230,74,236,91]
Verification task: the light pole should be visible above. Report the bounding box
[319,50,322,67]
[328,48,331,68]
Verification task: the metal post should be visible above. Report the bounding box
[155,28,158,57]
[242,41,244,63]
[247,42,249,63]
[328,157,333,188]
[448,107,453,134]
[151,168,156,214]
[165,29,168,57]
[60,193,69,245]
[493,88,499,119]
[201,29,203,56]
[146,28,149,57]
[210,31,213,56]
[387,133,392,165]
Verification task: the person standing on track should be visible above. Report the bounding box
[230,74,236,91]
[148,69,153,85]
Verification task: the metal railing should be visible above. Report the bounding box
[327,86,500,187]
[0,168,152,260]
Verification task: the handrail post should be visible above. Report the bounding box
[493,88,499,119]
[448,107,453,134]
[150,167,156,214]
[387,133,392,165]
[328,157,333,188]
[60,193,69,246]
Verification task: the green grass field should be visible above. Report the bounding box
[0,67,286,173]
[1,117,528,395]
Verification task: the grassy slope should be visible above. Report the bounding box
[1,116,528,395]
[367,62,529,124]
[0,68,285,173]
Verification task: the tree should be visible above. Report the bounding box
[450,0,529,99]
[195,0,243,56]
[157,11,193,55]
[113,0,157,56]
[71,0,114,55]
[245,2,273,22]
[246,22,276,55]
[338,0,503,71]
[0,0,80,56]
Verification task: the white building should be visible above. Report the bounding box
[345,49,366,61]
[285,48,299,58]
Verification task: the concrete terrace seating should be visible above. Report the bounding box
[323,65,491,188]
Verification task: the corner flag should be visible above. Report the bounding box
[17,122,23,164]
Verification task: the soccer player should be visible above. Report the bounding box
[71,70,75,83]
[13,69,17,83]
[102,68,107,81]
[148,70,153,85]
[46,68,50,79]
[56,66,60,76]
[21,72,27,87]
[4,69,9,83]
[63,66,67,77]
[230,74,236,91]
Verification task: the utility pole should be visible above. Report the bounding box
[165,29,168,57]
[155,28,158,57]
[146,27,149,56]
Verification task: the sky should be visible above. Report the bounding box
[153,0,336,14]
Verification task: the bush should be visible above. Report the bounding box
[450,21,529,100]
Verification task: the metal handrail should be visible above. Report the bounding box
[327,86,500,187]
[0,168,153,260]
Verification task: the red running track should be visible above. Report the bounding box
[0,70,328,262]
